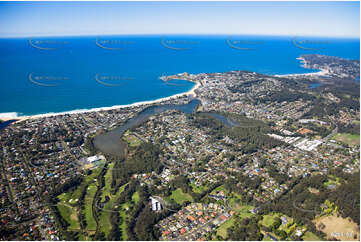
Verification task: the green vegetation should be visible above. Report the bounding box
[132,191,140,204]
[84,184,97,231]
[302,231,322,241]
[190,182,208,193]
[111,142,163,189]
[216,205,254,239]
[211,185,228,194]
[333,133,360,146]
[260,213,281,228]
[53,167,103,239]
[100,163,114,202]
[57,203,80,230]
[217,217,235,239]
[57,188,81,206]
[123,131,142,147]
[227,216,264,240]
[169,188,193,204]
[118,205,128,240]
[238,205,255,220]
[323,175,341,189]
[191,112,283,154]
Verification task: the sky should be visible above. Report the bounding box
[0,1,359,38]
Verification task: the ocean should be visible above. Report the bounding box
[0,35,359,116]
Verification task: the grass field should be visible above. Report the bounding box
[83,184,97,231]
[101,163,114,202]
[238,205,254,220]
[190,182,208,193]
[313,215,359,241]
[57,203,80,230]
[98,198,115,237]
[169,188,193,204]
[123,131,142,147]
[333,133,360,146]
[55,167,102,238]
[57,184,83,206]
[216,204,254,239]
[302,231,322,241]
[119,205,128,240]
[99,188,138,238]
[229,193,243,211]
[132,191,140,204]
[216,217,235,239]
[261,213,280,228]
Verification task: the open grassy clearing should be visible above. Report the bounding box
[118,204,129,240]
[57,180,85,206]
[333,133,360,146]
[238,205,254,220]
[260,213,281,228]
[100,163,114,202]
[169,188,193,204]
[83,184,97,231]
[57,203,80,230]
[132,191,140,204]
[216,217,235,239]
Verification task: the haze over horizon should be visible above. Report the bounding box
[0,1,359,38]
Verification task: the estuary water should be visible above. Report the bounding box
[93,99,200,156]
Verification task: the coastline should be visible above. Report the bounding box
[1,80,201,123]
[274,57,329,77]
[273,69,328,78]
[0,54,328,124]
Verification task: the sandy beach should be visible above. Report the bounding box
[0,80,201,123]
[273,69,329,78]
[274,56,329,78]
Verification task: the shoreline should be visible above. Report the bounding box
[273,69,328,78]
[0,81,201,123]
[274,56,329,77]
[0,55,328,124]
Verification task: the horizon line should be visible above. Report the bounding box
[0,33,360,39]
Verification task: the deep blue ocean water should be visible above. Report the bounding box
[0,35,359,116]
